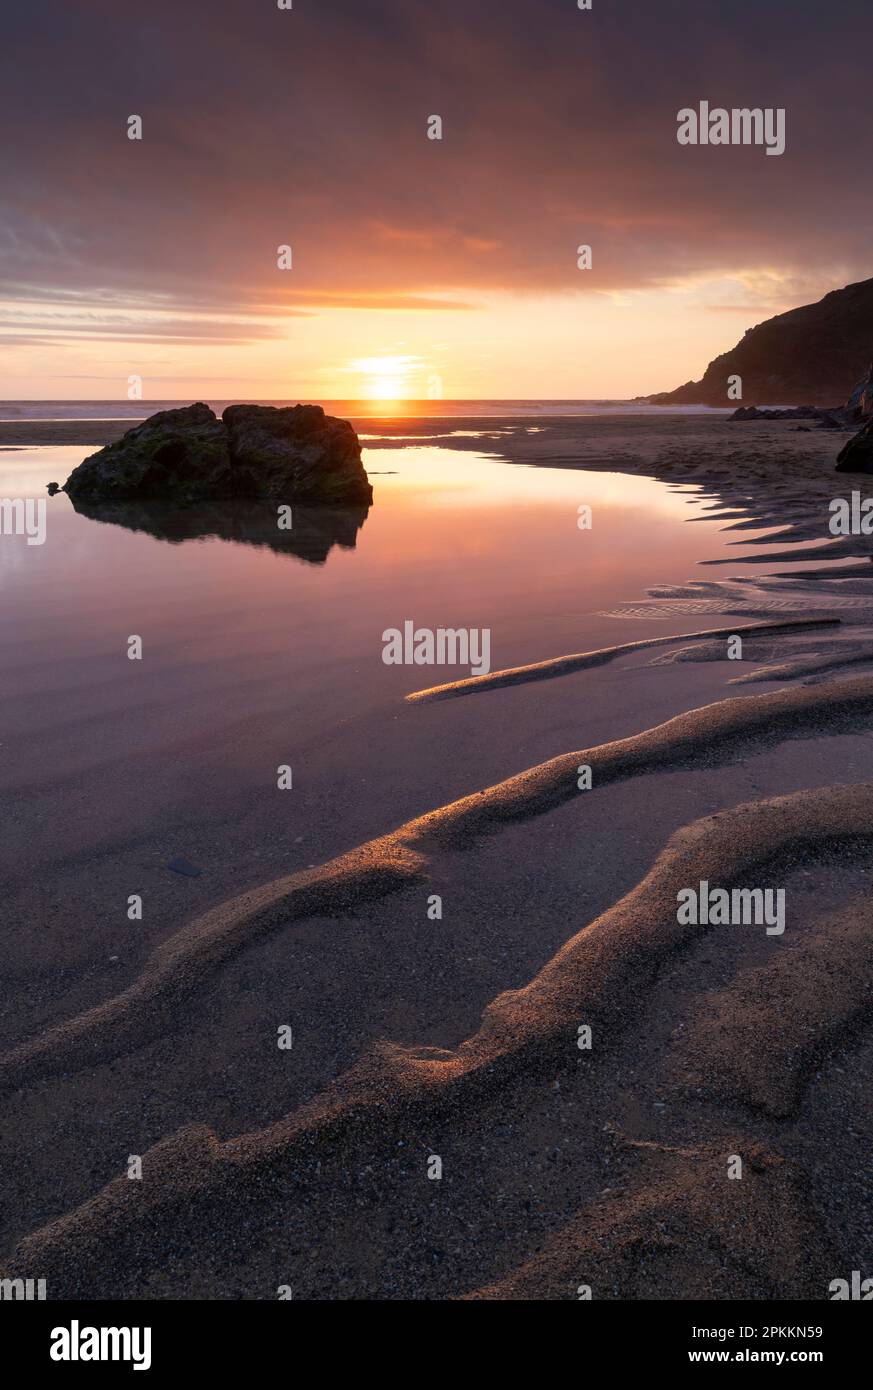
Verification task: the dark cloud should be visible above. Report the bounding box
[2,0,871,329]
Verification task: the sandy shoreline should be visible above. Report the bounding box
[5,692,873,1298]
[3,414,873,1298]
[0,414,671,449]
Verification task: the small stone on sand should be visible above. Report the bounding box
[167,856,202,878]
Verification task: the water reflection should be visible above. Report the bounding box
[66,495,371,565]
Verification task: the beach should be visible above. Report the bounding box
[2,410,873,1299]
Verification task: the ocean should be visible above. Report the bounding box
[0,398,732,422]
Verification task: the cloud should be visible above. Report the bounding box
[1,0,871,332]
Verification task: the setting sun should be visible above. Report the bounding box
[369,376,402,400]
[347,354,420,400]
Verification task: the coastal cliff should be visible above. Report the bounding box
[650,277,873,407]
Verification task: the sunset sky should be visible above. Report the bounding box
[2,0,871,401]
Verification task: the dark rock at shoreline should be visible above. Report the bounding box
[731,367,873,433]
[836,419,873,473]
[222,404,371,503]
[730,403,847,431]
[64,404,230,501]
[845,362,873,423]
[62,403,372,505]
[649,277,873,406]
[730,404,836,421]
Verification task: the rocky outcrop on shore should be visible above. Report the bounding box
[845,361,873,422]
[62,403,373,505]
[730,365,873,445]
[814,365,873,470]
[836,418,873,472]
[650,277,873,406]
[730,404,838,422]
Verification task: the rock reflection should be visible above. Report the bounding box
[67,495,370,565]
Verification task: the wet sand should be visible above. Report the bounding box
[3,412,873,1299]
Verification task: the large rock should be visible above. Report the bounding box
[64,404,230,502]
[649,277,873,406]
[63,402,372,505]
[845,362,873,422]
[222,404,371,503]
[836,418,873,473]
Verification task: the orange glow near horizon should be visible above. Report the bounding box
[347,354,420,401]
[0,277,839,402]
